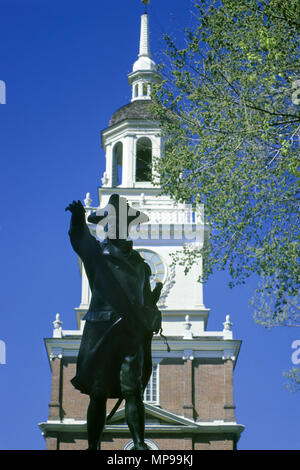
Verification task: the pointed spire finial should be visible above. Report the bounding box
[142,0,150,13]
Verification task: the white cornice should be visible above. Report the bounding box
[101,120,160,147]
[43,335,241,368]
[128,69,161,84]
[38,420,245,437]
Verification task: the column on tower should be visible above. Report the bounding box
[122,134,136,187]
[105,143,113,187]
[151,134,163,184]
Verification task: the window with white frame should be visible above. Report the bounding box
[144,363,159,404]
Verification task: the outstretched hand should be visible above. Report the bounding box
[151,281,163,307]
[155,282,163,292]
[65,200,86,217]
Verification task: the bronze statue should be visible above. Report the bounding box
[65,194,163,450]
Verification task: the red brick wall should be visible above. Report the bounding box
[194,360,227,421]
[194,434,236,450]
[61,358,89,420]
[159,359,185,415]
[159,358,236,423]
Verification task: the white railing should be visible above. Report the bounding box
[141,205,204,225]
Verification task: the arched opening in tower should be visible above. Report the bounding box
[142,83,148,97]
[136,137,152,182]
[112,141,123,186]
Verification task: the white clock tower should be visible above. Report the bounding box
[40,11,244,451]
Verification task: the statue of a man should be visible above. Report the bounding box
[65,194,162,450]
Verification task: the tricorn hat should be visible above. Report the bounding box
[87,194,149,227]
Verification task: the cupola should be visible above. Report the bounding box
[128,13,160,101]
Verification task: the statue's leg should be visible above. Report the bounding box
[86,394,106,450]
[120,345,149,450]
[124,392,149,450]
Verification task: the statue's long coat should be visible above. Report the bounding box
[68,210,157,398]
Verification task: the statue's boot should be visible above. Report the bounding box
[133,442,150,450]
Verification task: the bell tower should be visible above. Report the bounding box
[96,12,207,337]
[100,12,161,191]
[39,9,244,451]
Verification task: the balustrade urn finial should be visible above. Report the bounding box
[84,192,92,207]
[53,313,63,338]
[101,172,109,186]
[223,315,232,331]
[222,314,233,340]
[183,315,193,339]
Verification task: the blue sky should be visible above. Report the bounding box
[0,0,299,450]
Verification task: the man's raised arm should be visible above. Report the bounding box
[65,200,97,263]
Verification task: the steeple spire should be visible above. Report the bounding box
[132,13,155,73]
[139,13,151,58]
[128,11,160,102]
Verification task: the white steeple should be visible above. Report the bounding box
[133,13,155,72]
[128,13,160,101]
